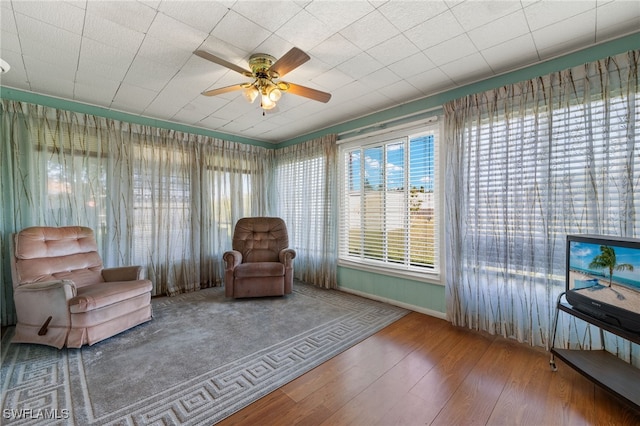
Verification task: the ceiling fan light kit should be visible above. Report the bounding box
[0,58,10,74]
[195,47,331,115]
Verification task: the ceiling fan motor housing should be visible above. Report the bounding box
[249,54,278,78]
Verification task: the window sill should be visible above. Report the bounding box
[338,258,443,286]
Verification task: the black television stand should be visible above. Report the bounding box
[550,292,640,411]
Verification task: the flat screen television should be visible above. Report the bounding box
[566,234,640,335]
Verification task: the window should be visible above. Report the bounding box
[464,94,640,276]
[339,124,439,277]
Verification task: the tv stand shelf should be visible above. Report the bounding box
[550,295,640,410]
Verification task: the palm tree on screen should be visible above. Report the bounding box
[588,245,634,287]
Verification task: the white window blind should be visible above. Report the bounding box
[339,126,439,275]
[464,93,640,275]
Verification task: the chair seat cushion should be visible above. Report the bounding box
[235,262,284,278]
[69,280,152,314]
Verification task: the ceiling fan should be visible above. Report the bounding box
[194,47,331,114]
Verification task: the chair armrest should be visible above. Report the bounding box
[13,280,76,347]
[14,279,77,296]
[223,250,242,270]
[279,248,296,266]
[102,266,144,281]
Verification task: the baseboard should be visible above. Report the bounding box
[336,286,448,321]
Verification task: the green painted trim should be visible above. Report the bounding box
[0,87,274,149]
[282,32,640,146]
[337,265,446,314]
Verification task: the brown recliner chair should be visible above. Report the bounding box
[223,217,296,298]
[10,226,153,348]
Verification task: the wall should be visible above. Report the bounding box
[2,33,638,321]
[338,266,446,319]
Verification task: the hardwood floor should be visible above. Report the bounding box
[219,312,640,426]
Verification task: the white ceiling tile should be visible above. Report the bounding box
[171,105,212,125]
[595,1,640,42]
[366,34,420,67]
[73,80,119,107]
[1,3,18,34]
[157,1,229,33]
[208,96,255,121]
[444,0,465,7]
[351,90,394,114]
[340,10,400,51]
[197,114,233,131]
[252,35,295,61]
[337,52,384,80]
[86,1,156,33]
[450,0,523,31]
[304,1,374,32]
[424,34,477,65]
[387,52,436,79]
[242,119,283,140]
[404,10,464,50]
[311,68,354,91]
[276,8,336,51]
[481,34,539,74]
[376,79,425,104]
[310,34,361,67]
[12,0,85,34]
[378,1,450,32]
[77,38,134,80]
[328,80,369,104]
[123,56,177,92]
[211,10,272,53]
[82,12,145,53]
[468,10,530,50]
[404,67,455,96]
[20,38,79,76]
[14,13,81,52]
[1,29,21,53]
[524,0,597,31]
[26,66,75,98]
[532,12,597,59]
[359,67,402,89]
[233,1,303,32]
[137,35,193,68]
[439,53,493,85]
[146,12,209,51]
[112,83,158,113]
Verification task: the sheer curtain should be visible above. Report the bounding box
[444,50,639,360]
[1,100,272,324]
[274,135,338,288]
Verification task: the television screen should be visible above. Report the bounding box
[566,234,640,335]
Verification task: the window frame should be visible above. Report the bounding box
[338,118,444,285]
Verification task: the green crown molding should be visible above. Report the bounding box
[280,31,640,147]
[0,87,273,149]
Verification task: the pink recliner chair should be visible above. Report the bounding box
[223,217,296,298]
[10,226,153,348]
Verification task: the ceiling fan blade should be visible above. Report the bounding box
[202,84,245,97]
[285,82,331,103]
[270,47,310,77]
[194,50,251,76]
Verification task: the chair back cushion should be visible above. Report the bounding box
[232,217,289,263]
[13,226,104,288]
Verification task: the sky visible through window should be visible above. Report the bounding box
[349,134,434,192]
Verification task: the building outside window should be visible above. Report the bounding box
[339,122,440,280]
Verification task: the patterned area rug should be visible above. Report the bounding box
[1,282,407,425]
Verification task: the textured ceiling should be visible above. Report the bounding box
[1,0,639,143]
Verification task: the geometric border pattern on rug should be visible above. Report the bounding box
[2,283,408,425]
